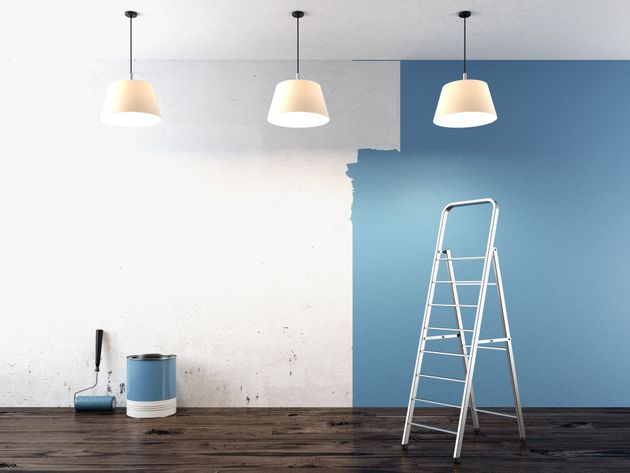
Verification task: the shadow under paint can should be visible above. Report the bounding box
[126,354,176,418]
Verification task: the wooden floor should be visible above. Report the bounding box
[1,408,629,472]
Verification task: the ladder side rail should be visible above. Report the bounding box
[444,249,480,432]
[492,247,526,440]
[402,207,451,446]
[453,201,500,461]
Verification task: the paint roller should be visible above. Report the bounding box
[73,329,116,412]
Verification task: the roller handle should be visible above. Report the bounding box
[95,329,104,372]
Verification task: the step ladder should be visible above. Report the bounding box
[401,198,525,462]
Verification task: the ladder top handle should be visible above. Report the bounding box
[443,198,498,215]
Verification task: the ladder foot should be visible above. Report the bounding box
[401,444,409,451]
[519,437,526,442]
[473,428,480,433]
[453,458,461,464]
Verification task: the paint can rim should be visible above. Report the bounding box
[127,353,176,360]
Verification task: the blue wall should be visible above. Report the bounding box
[349,61,630,407]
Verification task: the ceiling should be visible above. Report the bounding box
[1,0,628,61]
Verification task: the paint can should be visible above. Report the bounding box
[126,354,176,418]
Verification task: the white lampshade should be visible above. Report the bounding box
[101,79,162,127]
[433,79,497,128]
[267,79,329,128]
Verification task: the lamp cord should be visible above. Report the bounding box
[296,15,300,79]
[463,15,467,78]
[129,14,133,80]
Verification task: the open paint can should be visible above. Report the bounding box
[126,354,176,418]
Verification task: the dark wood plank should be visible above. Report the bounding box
[0,408,629,471]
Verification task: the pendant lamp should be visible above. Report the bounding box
[101,11,161,127]
[434,11,497,128]
[267,11,329,128]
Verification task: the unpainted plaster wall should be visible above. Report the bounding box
[0,60,399,407]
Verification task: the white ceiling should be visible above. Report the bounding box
[1,0,629,61]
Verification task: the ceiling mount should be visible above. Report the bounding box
[292,11,304,19]
[125,11,138,19]
[458,10,471,19]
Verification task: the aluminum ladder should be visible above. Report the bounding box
[401,198,525,462]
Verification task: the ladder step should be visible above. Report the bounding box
[427,327,473,333]
[434,281,497,285]
[419,374,465,383]
[408,422,457,435]
[422,350,469,358]
[475,408,518,419]
[415,398,461,408]
[429,303,478,308]
[424,334,460,341]
[466,345,507,351]
[437,256,486,261]
[478,337,509,344]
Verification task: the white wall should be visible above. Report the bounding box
[0,60,399,407]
